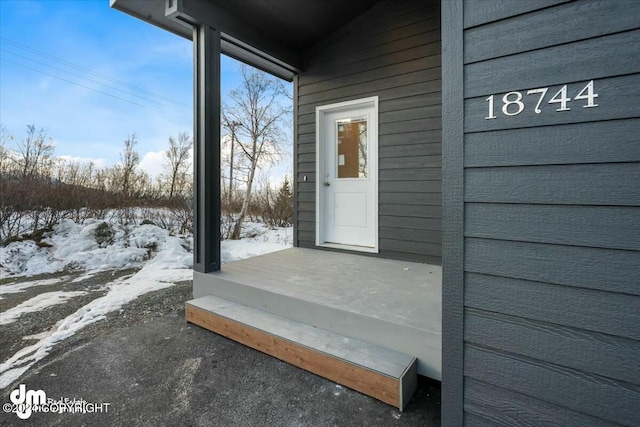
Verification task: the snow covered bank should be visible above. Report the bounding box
[0,219,187,278]
[222,223,292,261]
[1,219,292,279]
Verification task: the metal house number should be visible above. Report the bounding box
[485,80,599,119]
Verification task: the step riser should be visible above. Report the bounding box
[186,303,414,409]
[194,271,441,379]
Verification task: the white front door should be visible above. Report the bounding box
[316,97,378,252]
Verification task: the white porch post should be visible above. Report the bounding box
[193,24,221,273]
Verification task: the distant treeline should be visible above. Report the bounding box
[0,123,292,243]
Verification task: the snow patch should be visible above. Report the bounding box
[0,241,59,277]
[220,224,292,263]
[0,220,189,278]
[22,332,50,341]
[0,291,88,325]
[0,276,70,295]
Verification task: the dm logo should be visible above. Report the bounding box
[10,384,46,420]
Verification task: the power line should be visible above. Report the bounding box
[0,48,172,108]
[0,57,156,110]
[1,36,185,106]
[0,36,188,107]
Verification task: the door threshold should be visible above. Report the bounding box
[319,242,379,254]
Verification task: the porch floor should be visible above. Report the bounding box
[192,247,442,379]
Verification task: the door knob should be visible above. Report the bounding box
[324,182,330,187]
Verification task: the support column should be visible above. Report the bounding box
[193,24,221,273]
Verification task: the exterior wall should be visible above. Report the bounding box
[450,0,640,425]
[295,0,442,264]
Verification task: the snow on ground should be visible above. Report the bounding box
[1,219,292,279]
[0,276,70,298]
[222,224,292,262]
[0,291,88,325]
[0,217,292,388]
[0,220,173,278]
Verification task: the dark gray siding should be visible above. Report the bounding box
[459,0,640,425]
[295,0,442,264]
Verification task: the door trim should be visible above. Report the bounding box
[315,96,379,253]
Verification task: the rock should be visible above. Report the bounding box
[94,222,113,247]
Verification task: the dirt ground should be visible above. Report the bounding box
[0,271,440,426]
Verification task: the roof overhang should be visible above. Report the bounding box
[110,0,382,81]
[110,0,299,80]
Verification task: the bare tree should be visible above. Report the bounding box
[117,133,140,197]
[16,125,55,178]
[0,124,12,174]
[221,113,243,210]
[224,64,291,239]
[162,132,192,199]
[0,125,15,239]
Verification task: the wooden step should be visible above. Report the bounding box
[186,295,418,410]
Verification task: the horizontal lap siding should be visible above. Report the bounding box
[464,378,620,427]
[462,0,640,425]
[296,0,442,263]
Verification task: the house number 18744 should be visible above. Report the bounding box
[485,80,598,119]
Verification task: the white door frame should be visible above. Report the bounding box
[315,96,379,253]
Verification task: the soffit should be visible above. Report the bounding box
[111,0,381,79]
[212,0,382,50]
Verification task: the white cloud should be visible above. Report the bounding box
[139,150,165,179]
[58,155,107,169]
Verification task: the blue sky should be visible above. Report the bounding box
[0,0,289,178]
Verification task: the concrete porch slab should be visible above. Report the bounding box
[193,247,442,379]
